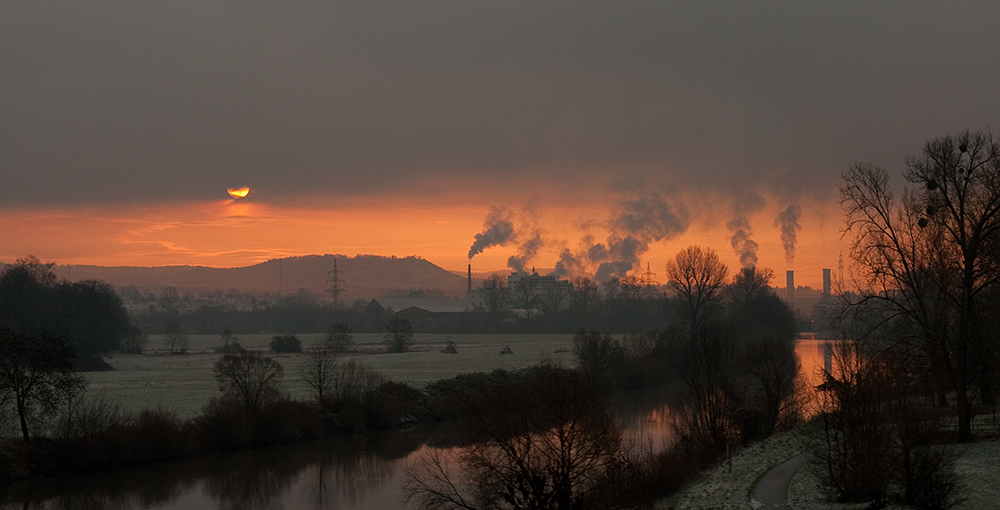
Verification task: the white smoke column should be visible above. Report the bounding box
[507,232,544,273]
[774,204,802,266]
[467,206,516,260]
[726,217,759,268]
[590,193,689,282]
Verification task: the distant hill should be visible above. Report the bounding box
[28,255,469,300]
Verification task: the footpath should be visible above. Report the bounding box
[750,451,812,510]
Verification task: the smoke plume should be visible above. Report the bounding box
[774,204,802,266]
[727,217,759,268]
[549,248,584,278]
[469,193,688,282]
[592,194,689,282]
[507,232,544,274]
[467,206,516,259]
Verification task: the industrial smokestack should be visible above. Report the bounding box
[786,270,795,302]
[823,268,831,297]
[468,264,472,292]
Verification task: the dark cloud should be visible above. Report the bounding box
[3,1,1000,206]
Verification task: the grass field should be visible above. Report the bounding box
[86,333,577,418]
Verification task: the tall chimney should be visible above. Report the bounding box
[822,268,831,297]
[468,264,472,292]
[786,270,795,302]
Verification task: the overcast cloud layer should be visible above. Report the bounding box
[2,1,999,207]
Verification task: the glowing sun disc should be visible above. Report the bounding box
[227,187,250,199]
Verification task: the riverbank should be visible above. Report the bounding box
[656,424,1000,510]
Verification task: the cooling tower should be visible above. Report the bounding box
[786,270,794,302]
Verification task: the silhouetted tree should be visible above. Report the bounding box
[300,344,338,401]
[383,318,415,353]
[405,366,621,510]
[666,246,728,337]
[325,322,354,352]
[572,330,619,389]
[512,275,538,319]
[0,328,84,441]
[215,329,244,353]
[163,320,189,354]
[841,130,1000,441]
[119,326,148,354]
[571,276,600,318]
[480,274,511,325]
[213,351,284,415]
[0,257,133,369]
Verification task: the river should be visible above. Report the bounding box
[0,340,830,509]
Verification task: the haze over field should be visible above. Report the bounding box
[3,1,999,287]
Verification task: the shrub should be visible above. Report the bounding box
[119,328,148,354]
[269,334,302,353]
[383,319,415,353]
[326,322,354,352]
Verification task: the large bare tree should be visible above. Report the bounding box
[213,351,284,415]
[841,130,1000,442]
[666,245,729,336]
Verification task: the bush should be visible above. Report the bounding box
[326,322,354,352]
[269,334,302,353]
[119,328,147,354]
[383,319,415,353]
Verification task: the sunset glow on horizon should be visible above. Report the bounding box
[0,192,848,289]
[3,2,995,293]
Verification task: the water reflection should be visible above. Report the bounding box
[0,429,448,510]
[3,343,831,510]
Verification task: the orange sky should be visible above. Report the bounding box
[0,190,848,290]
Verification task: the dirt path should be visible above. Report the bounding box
[751,451,812,509]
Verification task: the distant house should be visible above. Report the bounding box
[396,306,436,321]
[363,299,385,316]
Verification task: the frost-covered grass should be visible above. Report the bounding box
[87,333,575,418]
[654,430,813,509]
[657,421,999,510]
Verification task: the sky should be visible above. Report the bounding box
[3,1,999,288]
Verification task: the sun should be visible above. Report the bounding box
[227,187,250,199]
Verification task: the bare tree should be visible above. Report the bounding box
[215,328,243,353]
[675,327,739,450]
[300,344,338,401]
[511,274,539,319]
[325,321,354,352]
[383,318,415,353]
[540,281,568,316]
[571,276,599,317]
[572,330,619,388]
[163,320,189,355]
[727,266,775,304]
[666,245,729,336]
[601,277,620,314]
[405,368,621,510]
[480,274,511,318]
[213,351,284,415]
[841,130,1000,441]
[0,328,84,442]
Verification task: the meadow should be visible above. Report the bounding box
[87,333,578,418]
